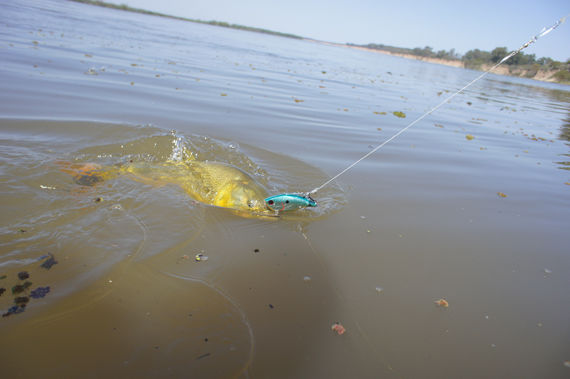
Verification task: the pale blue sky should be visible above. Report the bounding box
[108,0,569,61]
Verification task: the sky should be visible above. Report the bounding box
[107,0,569,61]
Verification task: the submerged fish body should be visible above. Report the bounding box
[60,160,270,214]
[123,161,269,213]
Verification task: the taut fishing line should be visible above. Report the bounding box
[264,15,567,213]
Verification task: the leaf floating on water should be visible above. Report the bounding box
[393,111,406,118]
[17,271,29,281]
[294,98,304,103]
[40,253,58,269]
[30,286,50,299]
[2,305,26,317]
[14,296,30,306]
[12,282,31,295]
[331,322,346,335]
[465,134,475,140]
[497,192,508,198]
[434,299,449,308]
[373,111,387,115]
[220,93,227,96]
[0,288,5,296]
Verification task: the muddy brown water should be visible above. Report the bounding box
[1,1,569,377]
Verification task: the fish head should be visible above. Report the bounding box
[213,180,268,214]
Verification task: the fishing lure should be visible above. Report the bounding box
[265,193,317,212]
[266,17,566,213]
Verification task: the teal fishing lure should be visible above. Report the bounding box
[264,193,317,212]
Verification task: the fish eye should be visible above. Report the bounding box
[285,200,289,204]
[267,200,274,205]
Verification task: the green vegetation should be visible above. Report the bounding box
[462,46,570,84]
[355,41,568,84]
[350,43,460,61]
[70,0,303,39]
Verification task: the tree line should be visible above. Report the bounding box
[355,43,569,83]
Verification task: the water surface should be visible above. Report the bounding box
[1,1,569,377]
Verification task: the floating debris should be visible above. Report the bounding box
[293,98,304,103]
[14,296,29,306]
[393,111,406,118]
[195,253,208,262]
[17,271,29,281]
[543,268,552,274]
[331,322,346,335]
[196,353,211,360]
[303,276,312,282]
[375,286,383,293]
[12,281,32,294]
[434,298,449,308]
[94,197,103,203]
[220,93,227,96]
[0,288,5,296]
[373,111,387,115]
[30,286,50,299]
[84,68,98,76]
[563,361,570,368]
[39,184,56,189]
[268,304,274,309]
[497,192,508,198]
[254,249,260,253]
[465,134,475,140]
[40,253,58,269]
[2,305,26,317]
[434,123,444,128]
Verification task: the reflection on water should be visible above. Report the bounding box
[1,0,569,377]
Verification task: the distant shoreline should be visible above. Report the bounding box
[71,0,567,85]
[69,0,303,39]
[310,40,566,85]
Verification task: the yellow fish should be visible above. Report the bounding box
[58,160,270,214]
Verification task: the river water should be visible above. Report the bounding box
[1,0,569,377]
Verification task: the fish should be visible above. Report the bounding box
[58,160,270,215]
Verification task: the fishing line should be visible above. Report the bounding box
[307,16,567,196]
[264,15,567,213]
